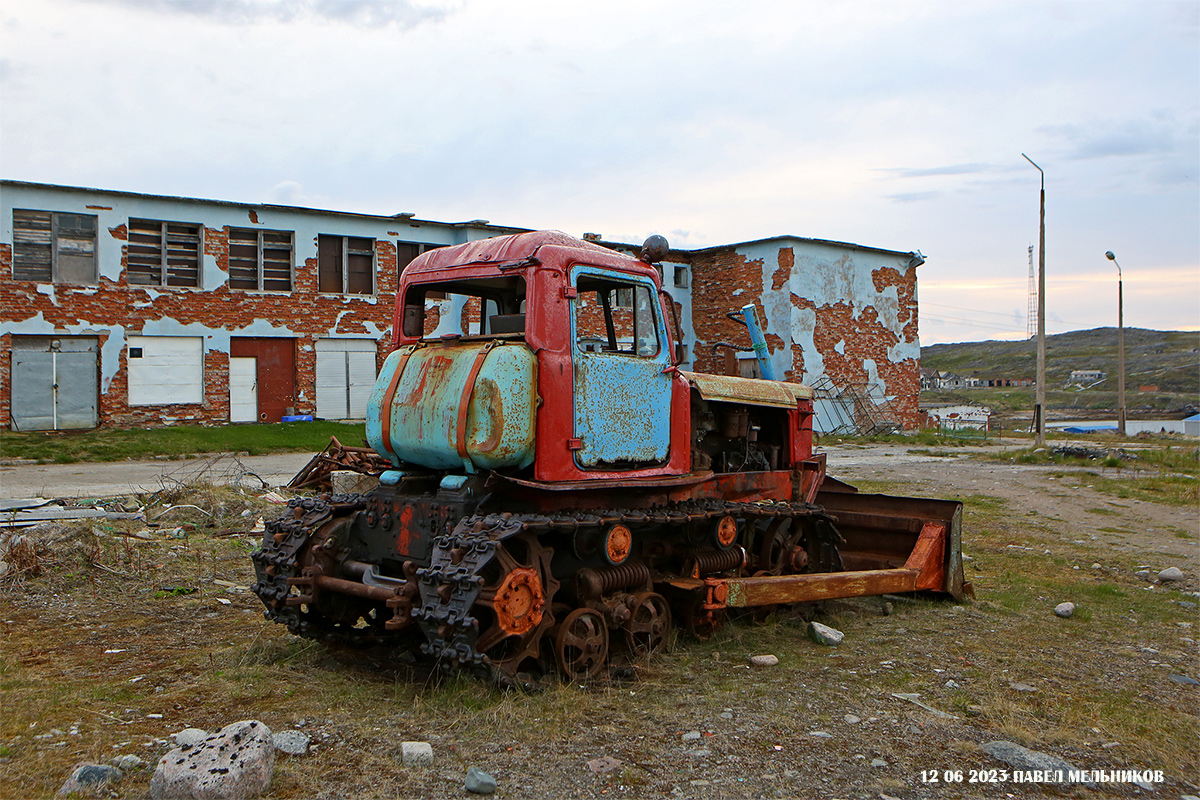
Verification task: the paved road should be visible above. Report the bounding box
[0,452,315,500]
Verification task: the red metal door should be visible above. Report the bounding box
[230,338,295,422]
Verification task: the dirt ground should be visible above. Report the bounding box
[1,440,1197,799]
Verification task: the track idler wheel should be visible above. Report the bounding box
[623,591,671,656]
[554,607,609,681]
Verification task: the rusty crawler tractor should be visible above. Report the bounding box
[252,231,971,683]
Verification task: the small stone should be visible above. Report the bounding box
[57,763,123,797]
[111,754,145,772]
[749,654,779,667]
[966,705,984,716]
[273,729,310,756]
[1054,602,1075,618]
[808,621,844,646]
[718,711,734,720]
[881,601,893,616]
[1158,567,1185,582]
[843,714,861,724]
[1009,682,1038,692]
[1168,674,1199,686]
[400,741,433,766]
[586,756,622,775]
[681,730,702,741]
[1091,563,1102,569]
[465,766,496,795]
[1135,570,1154,581]
[171,728,208,747]
[945,679,961,689]
[686,748,712,758]
[1176,600,1198,610]
[870,758,888,768]
[809,731,831,738]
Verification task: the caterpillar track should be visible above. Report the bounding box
[252,493,853,681]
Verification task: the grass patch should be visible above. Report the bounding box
[0,421,368,463]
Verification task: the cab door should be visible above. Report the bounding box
[570,266,672,468]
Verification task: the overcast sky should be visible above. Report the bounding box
[2,0,1197,345]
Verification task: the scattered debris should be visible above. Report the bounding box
[979,740,1093,786]
[1,501,141,529]
[891,693,958,719]
[259,491,288,504]
[1054,602,1076,618]
[808,621,844,646]
[287,436,391,491]
[400,741,433,767]
[465,766,497,795]
[57,763,123,797]
[151,720,274,800]
[586,756,623,775]
[1051,445,1136,462]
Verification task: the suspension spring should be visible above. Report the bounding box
[575,561,652,599]
[685,546,745,577]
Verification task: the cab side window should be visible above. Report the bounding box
[575,276,659,357]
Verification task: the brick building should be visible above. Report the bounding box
[1,181,925,433]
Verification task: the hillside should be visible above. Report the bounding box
[921,328,1199,395]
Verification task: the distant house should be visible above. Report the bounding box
[970,374,1034,388]
[1185,414,1200,437]
[919,402,991,431]
[1068,369,1106,384]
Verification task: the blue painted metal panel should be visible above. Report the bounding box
[740,303,777,381]
[365,342,537,472]
[570,266,672,467]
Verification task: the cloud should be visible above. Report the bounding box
[1038,118,1181,160]
[76,0,457,28]
[880,163,993,179]
[886,191,943,204]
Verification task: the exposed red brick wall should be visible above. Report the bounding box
[687,244,920,428]
[0,226,396,429]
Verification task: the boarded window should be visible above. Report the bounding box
[228,228,293,291]
[127,218,201,287]
[127,336,204,405]
[318,234,375,294]
[12,210,97,284]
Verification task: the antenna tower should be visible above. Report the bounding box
[1026,244,1036,339]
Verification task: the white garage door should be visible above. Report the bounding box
[315,339,379,420]
[127,336,204,406]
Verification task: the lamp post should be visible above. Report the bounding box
[1105,251,1126,436]
[1023,153,1047,447]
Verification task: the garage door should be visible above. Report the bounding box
[315,339,379,420]
[11,336,99,431]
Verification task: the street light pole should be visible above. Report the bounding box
[1023,153,1047,447]
[1106,251,1127,436]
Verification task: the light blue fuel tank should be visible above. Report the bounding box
[365,341,538,473]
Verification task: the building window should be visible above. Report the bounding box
[127,218,201,287]
[397,242,446,273]
[674,265,689,289]
[228,228,293,291]
[127,336,204,405]
[318,234,374,294]
[12,209,97,284]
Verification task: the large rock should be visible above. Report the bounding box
[1158,567,1185,582]
[980,741,1093,786]
[57,763,123,797]
[150,720,274,800]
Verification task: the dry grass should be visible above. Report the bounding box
[1,460,1198,798]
